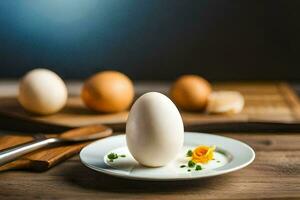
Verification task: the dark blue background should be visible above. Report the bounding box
[0,0,299,80]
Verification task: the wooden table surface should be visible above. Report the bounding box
[0,81,299,200]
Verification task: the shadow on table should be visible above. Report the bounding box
[62,161,233,193]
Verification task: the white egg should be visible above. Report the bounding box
[18,68,68,115]
[126,92,184,167]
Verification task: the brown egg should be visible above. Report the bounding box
[170,75,212,111]
[81,71,134,113]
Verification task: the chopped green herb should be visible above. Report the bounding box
[180,165,186,168]
[217,150,226,156]
[195,165,202,171]
[107,153,118,160]
[188,160,195,168]
[107,152,127,162]
[187,169,191,172]
[186,150,193,157]
[217,160,221,163]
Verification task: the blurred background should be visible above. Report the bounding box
[0,0,299,81]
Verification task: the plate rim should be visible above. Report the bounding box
[80,132,255,181]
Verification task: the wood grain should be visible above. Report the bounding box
[0,81,299,200]
[0,133,299,200]
[0,82,299,132]
[0,125,112,171]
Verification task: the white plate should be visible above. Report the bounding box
[80,132,255,181]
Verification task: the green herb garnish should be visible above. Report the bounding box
[186,150,193,157]
[195,165,202,171]
[217,160,220,163]
[218,149,226,156]
[187,169,191,172]
[107,153,126,162]
[180,165,186,168]
[107,153,118,160]
[188,160,195,168]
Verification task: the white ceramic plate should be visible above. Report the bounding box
[80,132,255,181]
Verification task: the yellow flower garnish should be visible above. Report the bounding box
[191,145,216,164]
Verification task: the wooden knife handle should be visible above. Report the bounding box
[59,124,112,139]
[0,125,113,172]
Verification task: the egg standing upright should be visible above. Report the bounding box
[126,92,184,167]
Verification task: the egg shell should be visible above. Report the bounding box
[18,68,68,115]
[81,71,134,113]
[170,75,212,111]
[126,92,184,167]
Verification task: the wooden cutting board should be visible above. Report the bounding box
[0,82,299,132]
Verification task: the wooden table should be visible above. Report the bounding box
[0,81,299,200]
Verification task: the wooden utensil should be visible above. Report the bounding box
[0,125,112,171]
